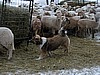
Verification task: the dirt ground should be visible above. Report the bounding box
[0,36,100,74]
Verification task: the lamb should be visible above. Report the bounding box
[0,27,15,60]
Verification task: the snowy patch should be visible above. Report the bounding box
[1,66,100,75]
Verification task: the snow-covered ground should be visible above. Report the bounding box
[94,32,100,42]
[1,66,100,75]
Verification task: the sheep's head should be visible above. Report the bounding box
[32,18,42,31]
[61,17,70,28]
[43,11,51,16]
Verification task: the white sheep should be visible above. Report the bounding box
[78,19,99,38]
[0,27,15,60]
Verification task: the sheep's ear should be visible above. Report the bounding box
[65,18,70,24]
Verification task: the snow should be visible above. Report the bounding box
[1,66,100,75]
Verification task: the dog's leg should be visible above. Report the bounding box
[47,51,53,57]
[36,49,48,60]
[64,37,70,54]
[62,44,69,55]
[64,48,68,53]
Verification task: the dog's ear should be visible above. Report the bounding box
[36,37,42,45]
[35,34,41,39]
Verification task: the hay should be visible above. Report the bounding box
[0,5,30,39]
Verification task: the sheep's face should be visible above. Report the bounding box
[32,18,42,30]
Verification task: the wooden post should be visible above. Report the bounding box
[29,0,32,12]
[29,0,34,29]
[1,0,5,25]
[46,0,49,5]
[27,0,34,46]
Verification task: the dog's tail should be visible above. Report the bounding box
[59,27,67,36]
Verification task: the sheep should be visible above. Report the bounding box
[88,13,96,21]
[43,5,52,11]
[61,16,80,36]
[41,16,61,37]
[77,19,99,38]
[0,27,15,60]
[95,7,100,12]
[41,11,62,37]
[43,11,52,16]
[67,11,77,17]
[95,12,100,22]
[31,17,42,36]
[56,7,68,16]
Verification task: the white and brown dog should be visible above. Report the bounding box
[33,27,70,60]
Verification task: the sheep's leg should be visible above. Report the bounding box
[78,28,83,37]
[84,28,87,38]
[86,28,89,37]
[86,28,91,37]
[92,29,95,38]
[55,30,58,35]
[89,28,92,36]
[79,29,82,37]
[87,28,90,36]
[75,26,80,37]
[8,49,12,60]
[83,29,86,38]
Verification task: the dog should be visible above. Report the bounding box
[33,27,70,60]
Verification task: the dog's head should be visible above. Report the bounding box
[32,35,42,45]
